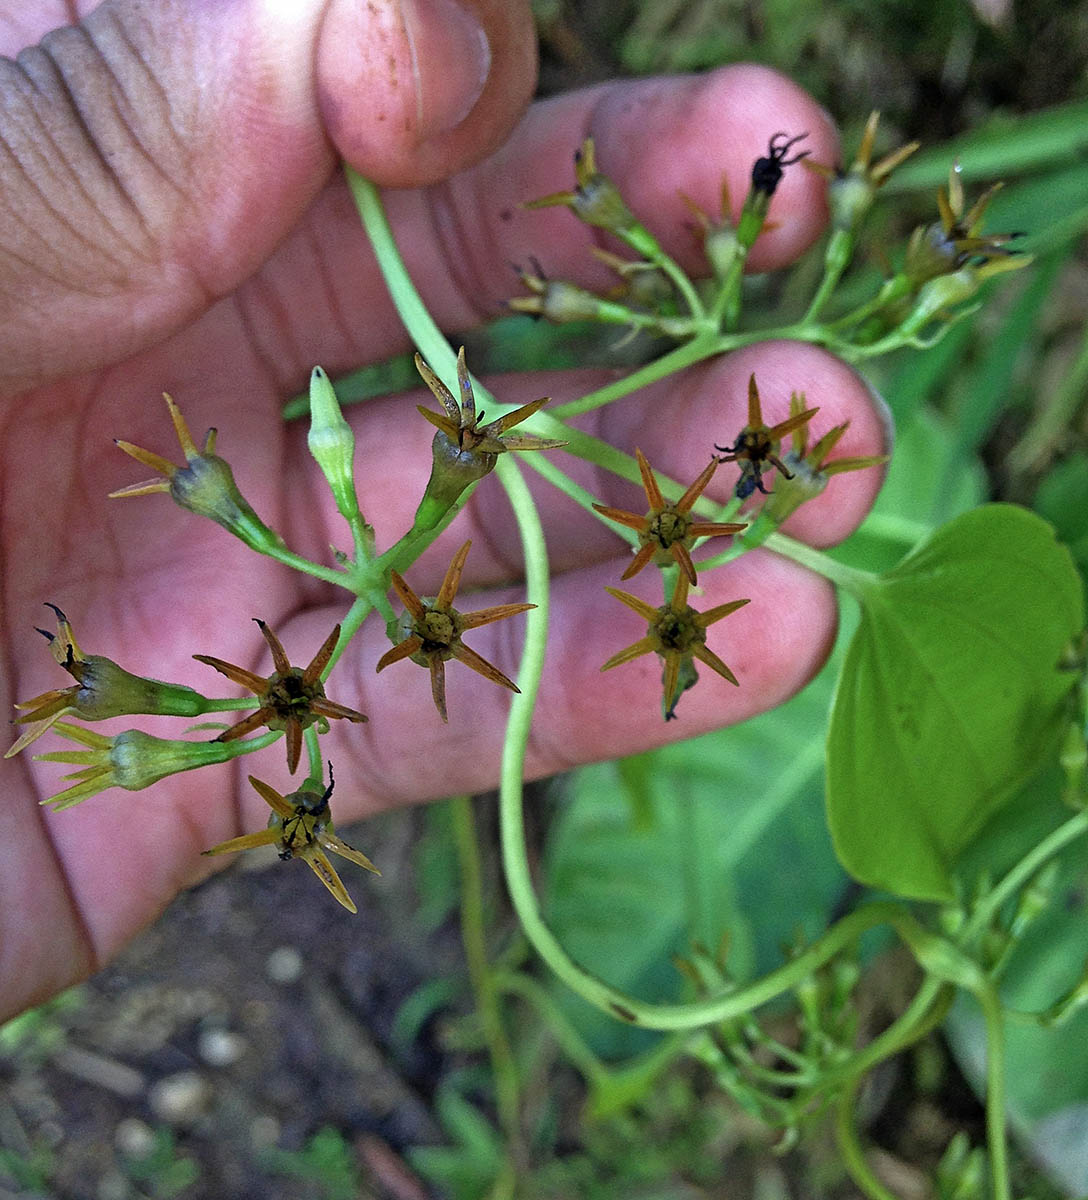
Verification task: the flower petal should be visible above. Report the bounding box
[429,658,448,723]
[389,572,428,622]
[193,654,269,695]
[437,541,471,610]
[693,643,740,687]
[303,846,358,913]
[303,624,341,686]
[376,637,423,673]
[320,833,381,876]
[203,828,282,856]
[458,603,534,631]
[601,638,656,671]
[249,775,295,819]
[451,642,520,694]
[635,448,665,510]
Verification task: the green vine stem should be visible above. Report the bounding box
[762,531,877,597]
[961,809,1088,943]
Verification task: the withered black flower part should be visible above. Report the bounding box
[714,375,819,500]
[751,131,810,198]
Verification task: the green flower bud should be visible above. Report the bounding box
[34,722,277,810]
[307,366,363,525]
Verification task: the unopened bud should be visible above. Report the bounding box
[308,367,363,525]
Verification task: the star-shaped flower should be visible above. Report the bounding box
[376,540,534,722]
[592,450,746,586]
[714,374,819,499]
[601,575,750,717]
[803,112,919,233]
[194,621,367,774]
[202,768,379,913]
[842,111,921,188]
[416,347,565,461]
[415,348,567,516]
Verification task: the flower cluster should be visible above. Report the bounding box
[10,110,1030,922]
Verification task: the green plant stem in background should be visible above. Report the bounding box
[835,1075,899,1200]
[450,795,523,1180]
[1008,318,1088,476]
[960,809,1088,945]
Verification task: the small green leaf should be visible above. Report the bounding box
[828,504,1084,900]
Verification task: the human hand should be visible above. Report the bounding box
[0,0,885,1021]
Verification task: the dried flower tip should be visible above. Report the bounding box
[414,348,565,524]
[6,604,212,758]
[523,138,637,234]
[714,375,819,500]
[905,163,1026,286]
[806,112,920,230]
[509,268,610,324]
[763,394,889,524]
[34,721,274,810]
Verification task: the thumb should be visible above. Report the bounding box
[0,0,536,397]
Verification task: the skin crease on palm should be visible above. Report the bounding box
[0,0,887,1021]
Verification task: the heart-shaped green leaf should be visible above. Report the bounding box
[827,504,1083,900]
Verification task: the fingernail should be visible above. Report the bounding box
[401,0,491,140]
